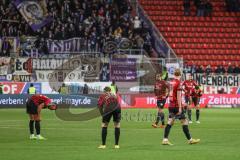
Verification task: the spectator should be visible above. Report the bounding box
[133,16,142,33]
[220,65,226,74]
[1,37,11,56]
[109,80,118,95]
[190,64,197,74]
[205,65,212,75]
[205,0,213,17]
[225,0,240,12]
[27,83,36,94]
[233,65,240,74]
[227,63,234,74]
[196,0,205,17]
[58,83,68,94]
[83,84,89,94]
[183,64,192,73]
[196,65,204,73]
[214,65,225,74]
[183,0,191,16]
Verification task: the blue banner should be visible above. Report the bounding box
[0,94,99,107]
[14,0,52,31]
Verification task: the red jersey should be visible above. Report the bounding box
[30,95,51,106]
[169,78,182,108]
[98,92,119,109]
[191,88,202,98]
[182,80,198,97]
[154,80,169,100]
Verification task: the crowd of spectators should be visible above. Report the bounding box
[183,0,213,17]
[0,0,152,55]
[184,63,240,74]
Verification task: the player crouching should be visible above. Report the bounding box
[26,94,57,140]
[98,87,121,149]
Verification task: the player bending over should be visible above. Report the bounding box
[162,69,200,145]
[98,87,121,149]
[191,86,203,123]
[26,94,57,140]
[152,73,169,128]
[182,74,198,123]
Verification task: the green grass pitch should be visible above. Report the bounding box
[0,108,240,160]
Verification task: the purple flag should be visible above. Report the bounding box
[14,0,52,31]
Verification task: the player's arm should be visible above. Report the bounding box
[177,90,182,113]
[193,81,198,87]
[154,84,157,96]
[37,103,44,113]
[42,96,51,108]
[182,81,187,93]
[97,95,104,115]
[165,83,170,97]
[177,83,182,113]
[198,89,203,97]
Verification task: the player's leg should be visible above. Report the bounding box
[98,113,111,149]
[162,108,175,145]
[26,100,37,140]
[159,99,166,127]
[113,108,121,149]
[195,98,200,123]
[186,96,192,123]
[114,122,120,148]
[153,100,165,128]
[28,114,36,139]
[180,117,200,144]
[34,114,46,140]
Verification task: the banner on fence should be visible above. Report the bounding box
[193,74,239,87]
[47,38,88,53]
[0,57,11,75]
[0,94,98,107]
[0,82,41,94]
[119,94,240,108]
[13,58,32,75]
[110,58,137,82]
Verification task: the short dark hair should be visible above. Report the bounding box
[195,86,200,90]
[104,86,111,92]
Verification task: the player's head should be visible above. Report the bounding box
[30,83,34,87]
[47,103,57,110]
[104,86,111,92]
[156,74,162,81]
[188,74,193,80]
[174,69,181,77]
[195,85,200,90]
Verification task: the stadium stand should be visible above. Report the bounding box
[0,0,152,55]
[139,0,240,68]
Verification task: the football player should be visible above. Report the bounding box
[26,94,57,140]
[162,69,200,145]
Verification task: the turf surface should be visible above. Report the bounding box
[0,108,240,160]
